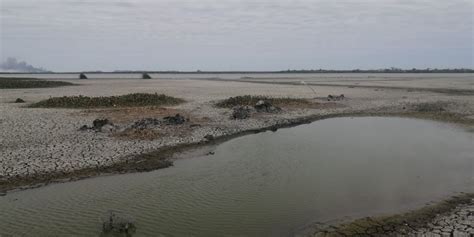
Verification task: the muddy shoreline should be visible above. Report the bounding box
[1,109,472,194]
[300,193,474,236]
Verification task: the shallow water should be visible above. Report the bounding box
[0,117,473,236]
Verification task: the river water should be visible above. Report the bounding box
[0,117,473,236]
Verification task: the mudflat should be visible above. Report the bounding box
[0,73,473,236]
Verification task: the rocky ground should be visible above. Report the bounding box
[0,74,473,235]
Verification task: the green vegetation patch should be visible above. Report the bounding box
[216,95,311,108]
[29,93,185,108]
[0,77,74,89]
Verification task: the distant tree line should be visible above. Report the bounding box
[113,68,473,74]
[279,68,473,73]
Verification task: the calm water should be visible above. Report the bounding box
[0,117,473,236]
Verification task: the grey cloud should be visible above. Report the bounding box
[1,0,472,71]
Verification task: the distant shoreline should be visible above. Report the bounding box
[1,69,473,74]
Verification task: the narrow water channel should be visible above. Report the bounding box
[0,117,473,236]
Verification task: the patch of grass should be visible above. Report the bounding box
[29,93,185,108]
[0,77,74,89]
[215,95,311,108]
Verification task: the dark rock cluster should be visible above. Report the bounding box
[83,114,188,133]
[232,100,281,120]
[232,106,252,119]
[327,94,345,101]
[142,73,152,79]
[132,114,186,128]
[79,73,88,79]
[131,118,161,129]
[14,98,25,103]
[79,119,115,132]
[163,114,186,125]
[254,100,281,113]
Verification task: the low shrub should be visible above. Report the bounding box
[30,93,185,108]
[0,77,74,89]
[216,95,310,108]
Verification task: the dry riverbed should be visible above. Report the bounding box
[0,76,473,236]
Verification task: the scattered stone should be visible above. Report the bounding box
[254,100,281,113]
[100,124,116,133]
[79,73,88,79]
[232,106,251,119]
[130,114,186,129]
[163,114,186,125]
[142,73,152,79]
[93,119,112,130]
[131,118,161,129]
[78,125,89,131]
[14,98,25,103]
[79,119,114,132]
[327,94,345,101]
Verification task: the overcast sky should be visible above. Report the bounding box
[1,0,472,71]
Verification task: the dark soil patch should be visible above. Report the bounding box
[29,93,185,108]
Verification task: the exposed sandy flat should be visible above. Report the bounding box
[1,75,473,181]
